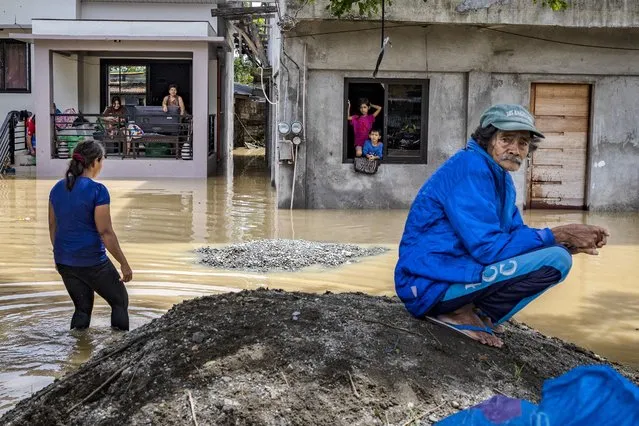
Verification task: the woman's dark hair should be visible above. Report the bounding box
[168,84,178,90]
[471,124,539,154]
[358,97,370,107]
[65,141,105,191]
[111,95,121,105]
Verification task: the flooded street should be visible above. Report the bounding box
[1,153,638,414]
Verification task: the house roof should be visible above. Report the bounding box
[234,83,264,99]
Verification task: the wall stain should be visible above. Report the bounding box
[456,0,512,13]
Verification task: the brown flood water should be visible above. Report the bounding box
[0,152,638,413]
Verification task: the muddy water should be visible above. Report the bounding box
[0,155,638,413]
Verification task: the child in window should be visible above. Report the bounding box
[363,129,383,161]
[347,97,382,157]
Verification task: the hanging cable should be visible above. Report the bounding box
[372,0,391,78]
[260,66,277,105]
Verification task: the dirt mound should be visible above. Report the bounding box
[3,290,637,426]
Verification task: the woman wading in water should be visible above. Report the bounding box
[48,141,132,330]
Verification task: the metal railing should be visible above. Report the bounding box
[0,111,24,174]
[51,113,193,160]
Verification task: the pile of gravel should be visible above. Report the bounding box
[195,239,388,272]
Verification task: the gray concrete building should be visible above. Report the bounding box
[268,0,639,211]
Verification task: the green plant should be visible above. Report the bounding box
[234,56,257,84]
[514,363,525,382]
[534,0,569,11]
[322,0,569,18]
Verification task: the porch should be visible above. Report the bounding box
[11,18,232,178]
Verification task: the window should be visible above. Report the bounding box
[107,65,149,107]
[344,79,428,163]
[0,40,30,92]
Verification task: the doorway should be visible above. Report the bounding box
[149,62,192,113]
[528,83,591,209]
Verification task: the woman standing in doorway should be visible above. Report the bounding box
[48,141,133,331]
[162,84,186,116]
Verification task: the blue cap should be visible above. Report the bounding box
[480,104,545,139]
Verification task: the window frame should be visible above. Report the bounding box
[343,78,429,164]
[0,40,31,93]
[100,60,151,110]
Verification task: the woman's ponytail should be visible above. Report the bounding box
[64,141,105,191]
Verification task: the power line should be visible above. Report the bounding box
[483,27,639,51]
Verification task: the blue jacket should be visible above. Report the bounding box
[395,139,556,317]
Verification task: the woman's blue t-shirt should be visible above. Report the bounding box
[49,177,110,267]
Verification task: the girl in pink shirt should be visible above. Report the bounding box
[347,98,382,157]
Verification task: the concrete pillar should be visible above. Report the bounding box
[224,49,234,178]
[34,43,53,172]
[276,41,307,209]
[192,44,209,178]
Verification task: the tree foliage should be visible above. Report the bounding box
[325,0,569,18]
[234,56,257,84]
[535,0,569,11]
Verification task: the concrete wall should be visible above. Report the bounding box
[0,0,78,25]
[292,0,639,28]
[0,35,34,121]
[590,77,639,211]
[274,22,639,210]
[81,2,218,33]
[302,71,466,209]
[81,56,101,113]
[52,53,79,112]
[0,37,79,122]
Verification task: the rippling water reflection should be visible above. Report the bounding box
[0,152,637,413]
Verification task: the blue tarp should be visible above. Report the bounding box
[436,365,639,426]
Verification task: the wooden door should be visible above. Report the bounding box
[528,84,591,209]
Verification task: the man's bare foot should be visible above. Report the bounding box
[475,311,506,334]
[437,304,504,348]
[482,317,506,334]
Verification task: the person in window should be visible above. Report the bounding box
[363,129,383,161]
[347,98,382,157]
[48,140,132,331]
[395,104,609,348]
[162,84,186,116]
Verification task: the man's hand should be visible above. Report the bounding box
[552,224,610,255]
[121,263,133,283]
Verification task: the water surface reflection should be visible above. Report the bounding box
[0,155,637,414]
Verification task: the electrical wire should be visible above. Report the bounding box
[260,66,277,105]
[234,112,264,147]
[284,23,639,52]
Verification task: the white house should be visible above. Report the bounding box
[0,0,235,178]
